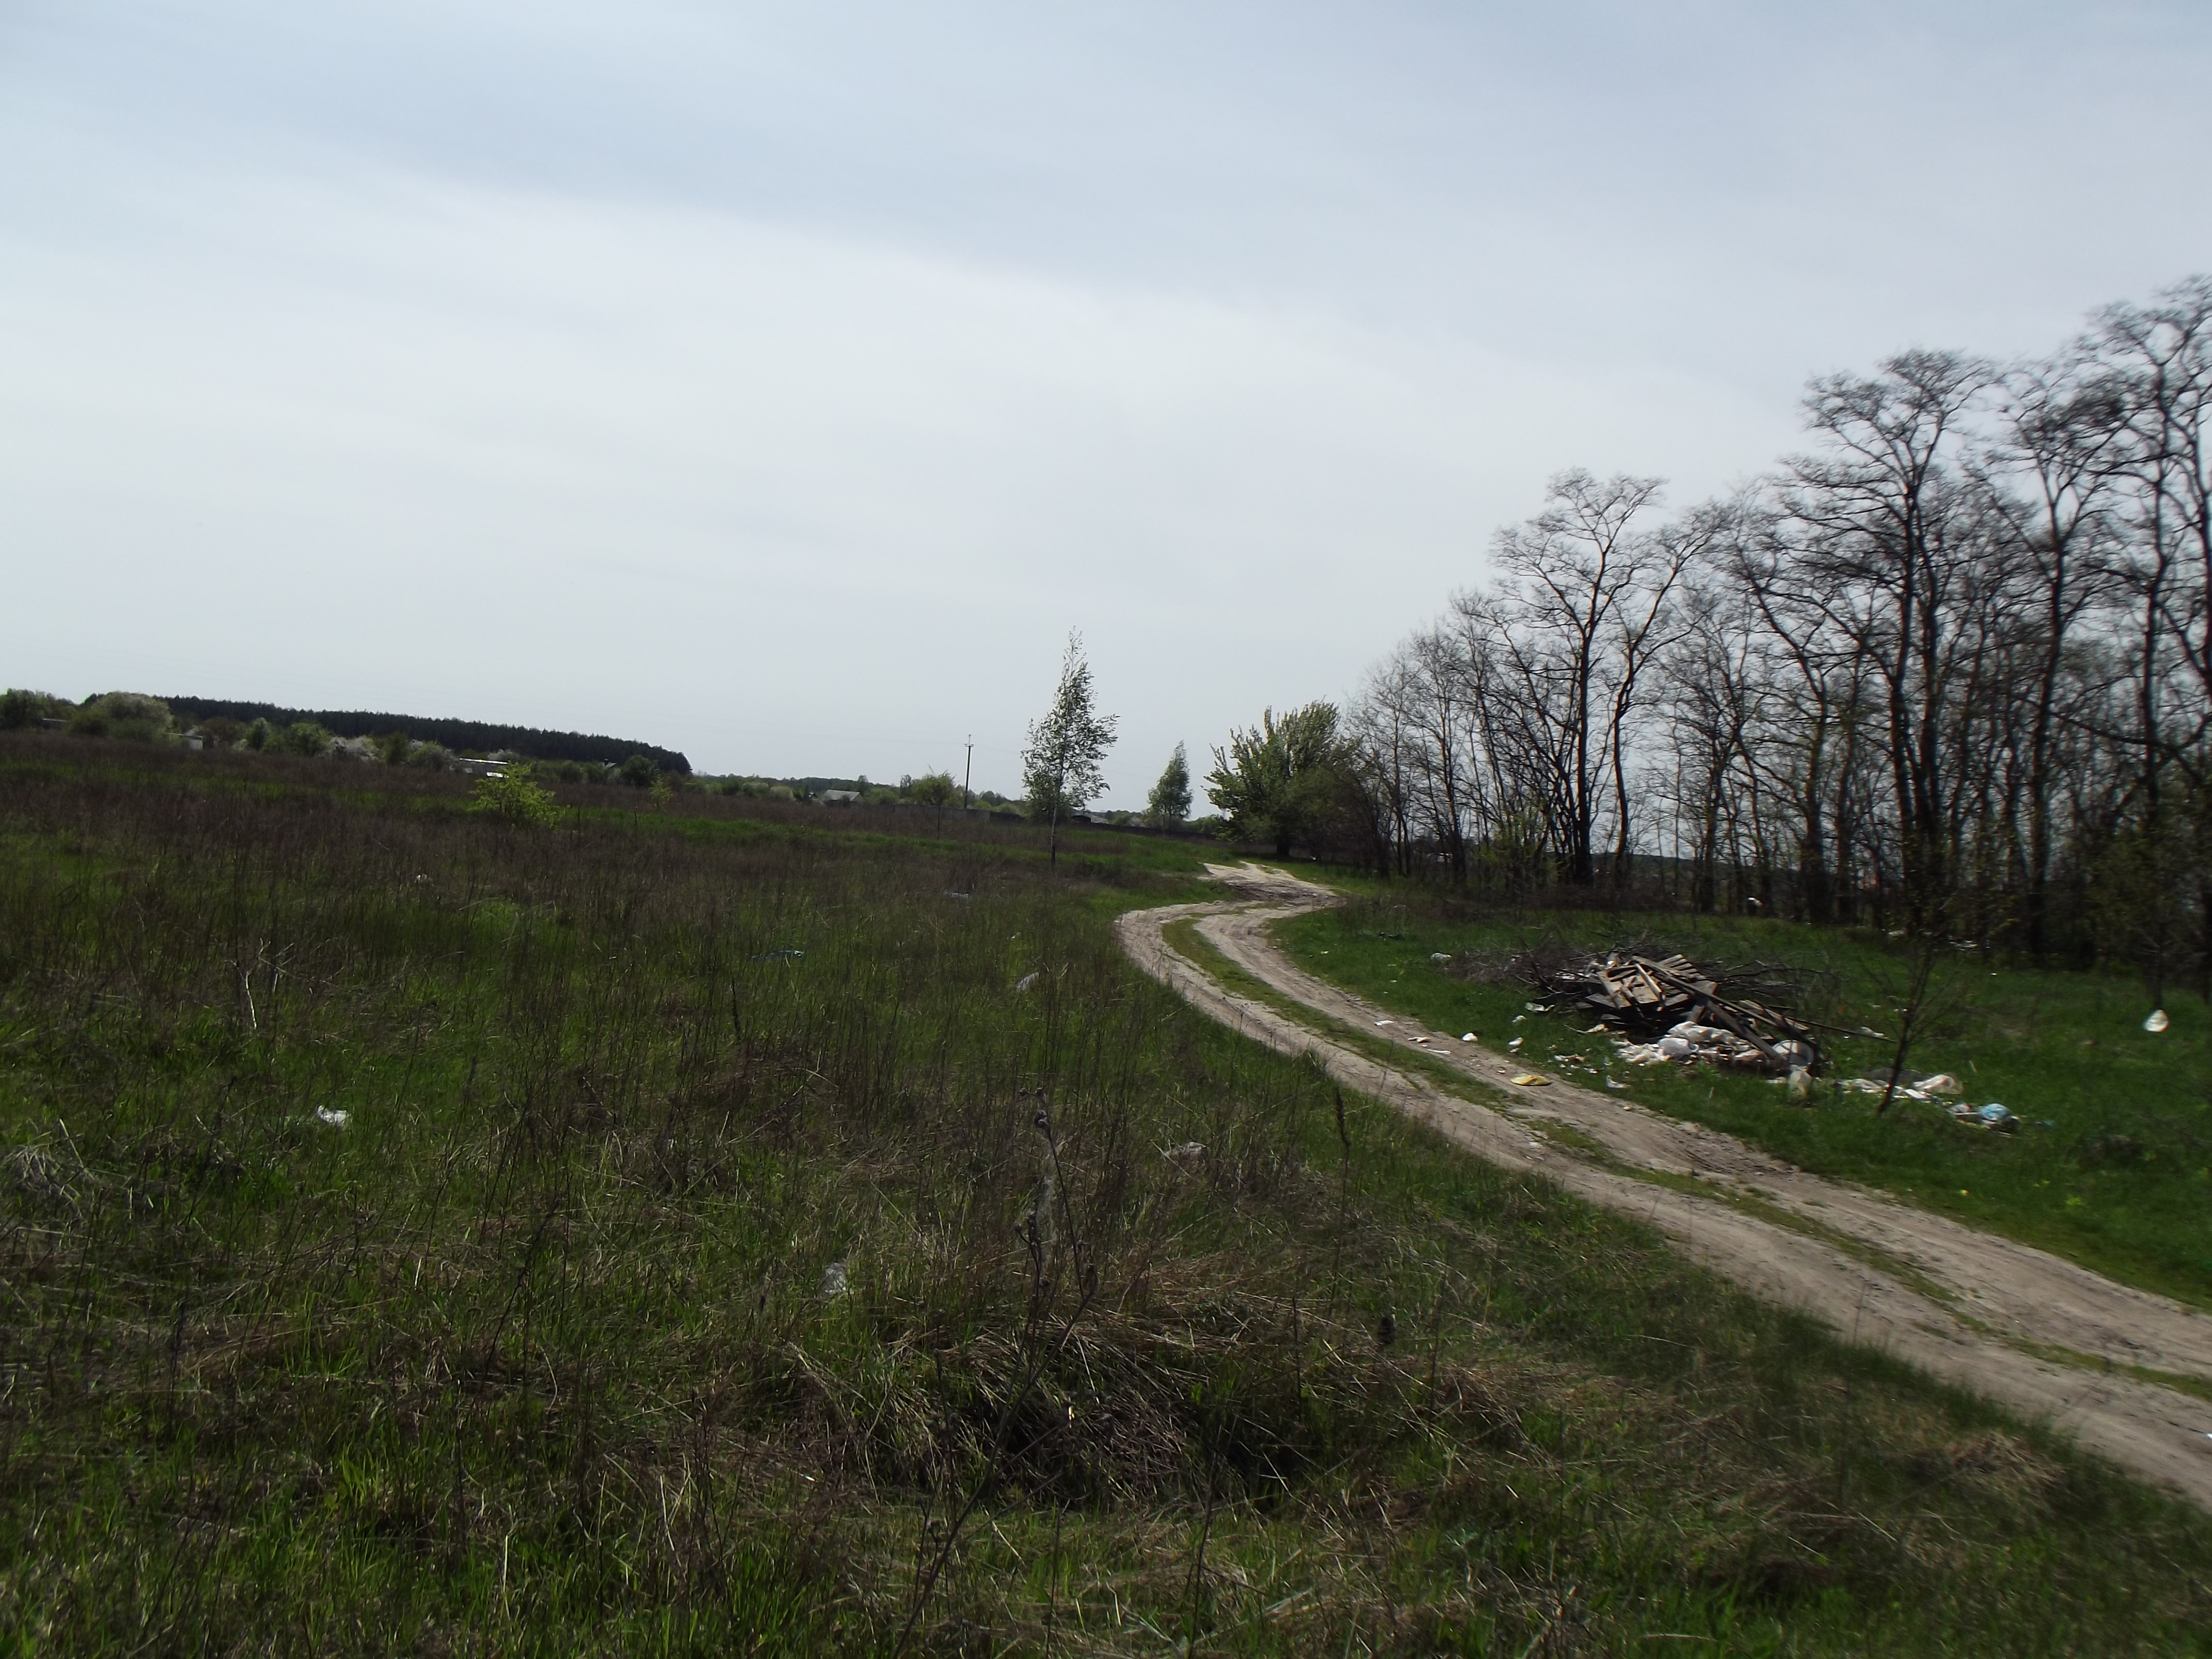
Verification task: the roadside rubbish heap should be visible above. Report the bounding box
[1521,950,1820,1076]
[1500,948,2020,1128]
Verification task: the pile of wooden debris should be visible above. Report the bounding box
[1523,950,1823,1075]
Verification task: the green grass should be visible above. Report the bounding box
[2,738,2210,1654]
[1276,896,2212,1309]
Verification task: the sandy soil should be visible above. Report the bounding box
[1116,863,2212,1509]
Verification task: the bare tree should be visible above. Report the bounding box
[1466,470,1679,886]
[1780,351,1993,930]
[1336,279,2211,987]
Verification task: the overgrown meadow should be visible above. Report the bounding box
[3,739,2208,1655]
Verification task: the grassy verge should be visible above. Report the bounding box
[1157,914,1969,1309]
[3,738,2209,1654]
[1275,896,2212,1310]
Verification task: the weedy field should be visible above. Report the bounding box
[3,738,2209,1655]
[1277,897,2212,1312]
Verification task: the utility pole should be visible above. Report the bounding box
[962,736,973,810]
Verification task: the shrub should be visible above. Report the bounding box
[908,771,959,808]
[617,753,659,789]
[376,730,412,766]
[406,742,454,771]
[466,768,560,827]
[0,688,68,730]
[69,692,172,743]
[275,721,335,757]
[242,718,271,751]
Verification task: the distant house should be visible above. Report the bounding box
[452,756,507,778]
[820,789,861,804]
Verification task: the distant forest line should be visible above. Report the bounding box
[161,696,691,774]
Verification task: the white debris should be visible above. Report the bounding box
[1015,971,1041,992]
[1166,1141,1208,1170]
[315,1107,349,1129]
[2145,1009,2170,1033]
[820,1261,849,1297]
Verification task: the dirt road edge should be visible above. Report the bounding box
[1117,863,2212,1510]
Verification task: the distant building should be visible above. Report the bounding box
[820,789,861,804]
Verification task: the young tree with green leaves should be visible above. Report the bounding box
[1021,631,1118,868]
[907,769,959,831]
[1207,702,1353,857]
[1146,743,1192,828]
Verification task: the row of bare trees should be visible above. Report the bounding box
[1332,278,2212,983]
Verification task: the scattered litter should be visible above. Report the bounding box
[1166,1141,1207,1170]
[1835,1069,1986,1112]
[1510,1074,1550,1087]
[2145,1009,2171,1033]
[1787,1067,1812,1101]
[1014,971,1041,991]
[820,1261,849,1297]
[1585,1023,1609,1034]
[946,890,971,899]
[1431,952,1451,963]
[1376,1018,1393,1027]
[314,1107,349,1129]
[1507,1037,1523,1050]
[754,948,805,961]
[1512,1014,1526,1024]
[1940,1102,2019,1134]
[1460,1032,1477,1042]
[1525,1002,1551,1013]
[1606,1077,1628,1090]
[1413,1035,1430,1044]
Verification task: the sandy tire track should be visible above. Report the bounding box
[1117,863,2212,1509]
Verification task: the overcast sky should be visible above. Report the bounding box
[5,3,2209,793]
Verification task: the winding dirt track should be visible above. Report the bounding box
[1117,864,2212,1509]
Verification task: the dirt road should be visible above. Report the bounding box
[1117,864,2212,1509]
